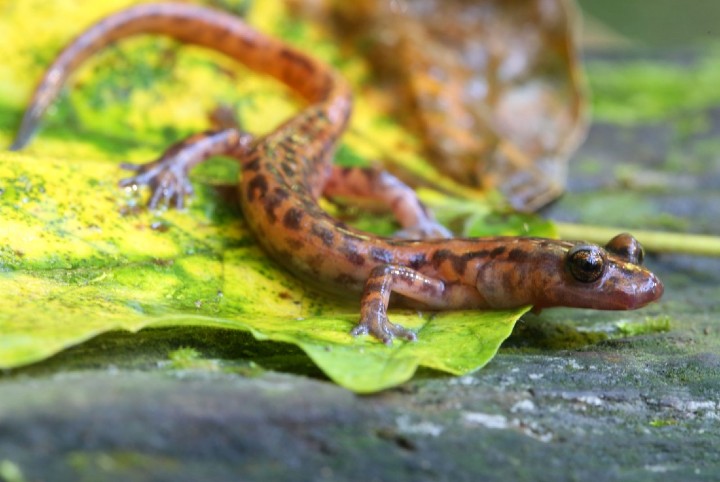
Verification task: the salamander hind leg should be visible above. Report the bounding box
[119,128,253,209]
[352,264,446,345]
[324,166,452,239]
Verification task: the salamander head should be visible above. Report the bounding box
[474,233,663,311]
[537,233,663,310]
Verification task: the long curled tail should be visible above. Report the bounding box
[10,2,350,150]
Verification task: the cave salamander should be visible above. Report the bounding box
[11,3,663,344]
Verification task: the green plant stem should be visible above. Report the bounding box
[555,222,720,256]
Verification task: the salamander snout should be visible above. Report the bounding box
[623,268,664,309]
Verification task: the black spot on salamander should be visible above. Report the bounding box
[274,187,290,201]
[281,161,295,177]
[340,242,365,267]
[431,249,451,268]
[279,47,315,75]
[285,135,301,149]
[311,223,334,247]
[446,256,464,276]
[507,248,530,262]
[361,298,382,318]
[451,253,480,276]
[432,249,491,276]
[370,247,393,264]
[363,280,384,294]
[408,253,427,270]
[457,251,492,275]
[263,188,290,223]
[490,246,506,257]
[283,208,304,230]
[246,174,268,202]
[243,155,260,172]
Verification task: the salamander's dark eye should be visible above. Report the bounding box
[605,233,644,265]
[567,245,605,283]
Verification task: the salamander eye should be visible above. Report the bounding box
[605,233,645,265]
[566,245,605,283]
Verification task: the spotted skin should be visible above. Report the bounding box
[11,3,664,345]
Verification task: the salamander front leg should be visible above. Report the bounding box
[324,166,452,239]
[352,264,446,345]
[119,128,253,208]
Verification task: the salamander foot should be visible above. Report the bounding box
[119,153,195,209]
[351,312,417,346]
[353,264,445,345]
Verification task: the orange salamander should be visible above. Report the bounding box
[10,3,663,345]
